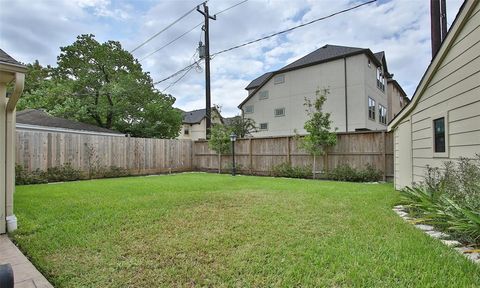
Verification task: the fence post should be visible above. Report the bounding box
[286,136,291,165]
[382,131,386,181]
[249,138,253,175]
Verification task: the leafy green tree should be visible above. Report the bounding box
[227,116,257,138]
[301,88,337,178]
[18,34,182,138]
[208,124,233,173]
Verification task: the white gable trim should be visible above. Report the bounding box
[388,0,477,131]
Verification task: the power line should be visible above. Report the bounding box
[211,0,377,56]
[161,64,197,92]
[139,0,248,62]
[153,60,203,85]
[213,0,248,16]
[140,22,203,61]
[130,1,206,53]
[152,0,376,89]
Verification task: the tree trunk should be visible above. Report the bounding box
[313,155,316,179]
[218,153,221,174]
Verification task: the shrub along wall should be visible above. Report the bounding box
[194,131,393,181]
[16,130,193,177]
[15,130,392,183]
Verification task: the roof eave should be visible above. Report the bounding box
[388,0,474,131]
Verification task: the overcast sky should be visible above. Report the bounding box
[1,0,464,117]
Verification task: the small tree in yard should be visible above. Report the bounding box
[301,88,337,178]
[208,124,232,173]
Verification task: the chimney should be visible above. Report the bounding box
[430,0,448,58]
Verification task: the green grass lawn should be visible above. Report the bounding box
[12,173,480,287]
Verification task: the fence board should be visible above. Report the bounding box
[194,131,394,180]
[16,131,192,175]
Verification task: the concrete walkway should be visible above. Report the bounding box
[0,235,53,288]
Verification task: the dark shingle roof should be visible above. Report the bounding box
[182,109,207,124]
[223,116,241,126]
[374,51,384,63]
[278,45,366,72]
[240,44,383,108]
[16,109,123,134]
[245,72,273,90]
[244,45,381,94]
[0,48,24,66]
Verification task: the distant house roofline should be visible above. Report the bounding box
[239,44,383,109]
[16,109,125,136]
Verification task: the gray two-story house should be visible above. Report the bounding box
[239,44,408,137]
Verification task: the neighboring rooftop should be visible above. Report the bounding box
[16,109,124,135]
[0,48,25,67]
[245,44,382,91]
[182,108,222,124]
[245,72,273,90]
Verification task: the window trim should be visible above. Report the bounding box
[244,105,254,114]
[259,123,268,130]
[379,104,387,125]
[258,90,269,100]
[273,74,285,85]
[368,97,376,121]
[274,107,285,117]
[432,113,449,158]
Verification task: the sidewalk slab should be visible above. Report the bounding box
[0,235,53,287]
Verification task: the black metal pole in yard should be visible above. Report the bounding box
[232,141,236,176]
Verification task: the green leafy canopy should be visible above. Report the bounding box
[18,34,182,138]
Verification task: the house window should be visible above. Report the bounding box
[259,90,269,100]
[244,105,254,114]
[368,97,376,120]
[274,74,285,84]
[368,59,371,68]
[184,128,189,135]
[379,105,387,125]
[433,117,446,153]
[259,123,268,130]
[376,67,385,91]
[274,107,285,117]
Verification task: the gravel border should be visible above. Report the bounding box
[393,205,479,264]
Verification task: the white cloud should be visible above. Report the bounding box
[0,0,466,117]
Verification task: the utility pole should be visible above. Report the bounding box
[197,3,216,139]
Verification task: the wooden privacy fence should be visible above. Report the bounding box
[194,131,394,180]
[16,131,193,175]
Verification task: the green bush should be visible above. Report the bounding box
[272,163,312,179]
[46,163,82,182]
[15,165,48,185]
[90,166,130,179]
[325,164,382,182]
[402,155,480,244]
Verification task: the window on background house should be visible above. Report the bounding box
[259,90,269,100]
[433,117,446,153]
[376,67,385,91]
[379,105,387,125]
[368,97,376,120]
[259,123,268,130]
[274,107,285,117]
[244,105,254,114]
[274,74,285,84]
[184,128,189,135]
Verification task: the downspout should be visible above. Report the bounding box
[5,72,24,231]
[344,57,348,132]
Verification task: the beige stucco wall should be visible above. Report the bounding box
[242,53,388,137]
[177,111,222,141]
[387,81,406,122]
[393,1,480,189]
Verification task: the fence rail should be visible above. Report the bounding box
[16,130,393,181]
[16,131,193,175]
[194,131,394,180]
